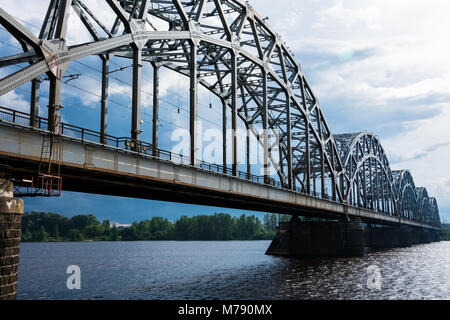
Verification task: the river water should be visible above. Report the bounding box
[17,241,450,300]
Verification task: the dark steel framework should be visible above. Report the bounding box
[0,0,440,227]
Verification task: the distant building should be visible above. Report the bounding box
[112,222,131,229]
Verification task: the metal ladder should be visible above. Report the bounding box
[39,133,61,176]
[34,133,62,197]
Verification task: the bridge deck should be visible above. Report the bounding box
[0,117,439,231]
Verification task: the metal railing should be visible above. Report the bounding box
[0,106,442,228]
[0,106,287,191]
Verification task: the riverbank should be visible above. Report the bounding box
[21,211,282,243]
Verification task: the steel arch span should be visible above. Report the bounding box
[334,132,398,216]
[0,0,441,228]
[393,170,419,221]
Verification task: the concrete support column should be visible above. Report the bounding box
[0,180,24,300]
[398,226,412,247]
[431,231,441,242]
[421,230,432,243]
[410,229,421,245]
[366,225,398,248]
[266,219,365,257]
[366,225,415,248]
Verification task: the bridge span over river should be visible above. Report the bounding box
[0,0,441,300]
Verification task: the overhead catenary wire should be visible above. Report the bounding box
[0,56,184,130]
[0,52,210,131]
[0,22,242,134]
[71,60,223,128]
[0,25,225,123]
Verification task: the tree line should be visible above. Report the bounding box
[21,211,291,242]
[442,224,450,241]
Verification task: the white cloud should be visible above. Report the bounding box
[0,90,29,113]
[383,104,450,206]
[320,2,382,31]
[250,0,450,214]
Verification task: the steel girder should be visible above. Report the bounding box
[429,197,440,227]
[0,0,440,227]
[417,187,432,226]
[335,132,397,216]
[392,170,419,221]
[335,132,440,227]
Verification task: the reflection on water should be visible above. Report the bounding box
[17,241,450,300]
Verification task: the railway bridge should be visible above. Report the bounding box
[0,0,441,300]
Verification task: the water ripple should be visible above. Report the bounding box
[17,241,450,300]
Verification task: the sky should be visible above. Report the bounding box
[0,0,449,224]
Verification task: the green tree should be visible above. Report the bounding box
[22,211,69,240]
[34,226,48,242]
[84,225,105,238]
[136,220,151,240]
[120,226,138,241]
[263,214,278,233]
[109,225,119,241]
[52,224,60,240]
[278,214,291,223]
[102,219,110,230]
[441,227,450,241]
[22,229,33,242]
[68,214,100,235]
[215,213,233,240]
[150,217,173,240]
[174,216,192,240]
[20,211,278,242]
[67,229,84,241]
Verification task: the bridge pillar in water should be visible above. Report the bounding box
[0,179,23,300]
[410,229,422,245]
[430,231,441,242]
[418,229,434,244]
[365,225,413,248]
[266,217,365,257]
[418,229,439,243]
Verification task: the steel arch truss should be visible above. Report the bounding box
[429,198,440,227]
[417,187,432,226]
[0,0,440,227]
[335,132,397,216]
[333,133,440,227]
[393,170,419,221]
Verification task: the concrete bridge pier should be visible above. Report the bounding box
[365,225,413,248]
[411,229,436,244]
[0,179,23,300]
[366,225,441,249]
[410,229,422,245]
[265,217,365,257]
[421,230,431,244]
[430,231,441,242]
[428,230,440,242]
[398,226,413,247]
